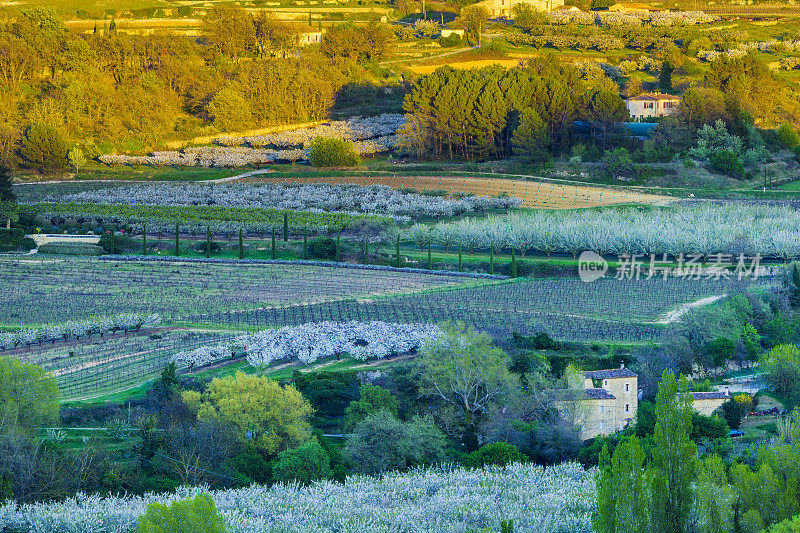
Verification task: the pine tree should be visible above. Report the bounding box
[512,109,548,160]
[650,370,697,533]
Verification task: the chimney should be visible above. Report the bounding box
[620,362,625,369]
[725,386,730,397]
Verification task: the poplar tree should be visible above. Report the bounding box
[238,228,244,259]
[650,370,697,533]
[271,226,277,259]
[594,436,649,533]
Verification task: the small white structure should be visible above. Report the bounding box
[299,29,325,46]
[626,92,681,121]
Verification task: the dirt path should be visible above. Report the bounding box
[657,295,725,324]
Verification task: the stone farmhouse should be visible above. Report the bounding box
[560,365,732,440]
[626,92,682,121]
[691,389,732,416]
[472,0,565,18]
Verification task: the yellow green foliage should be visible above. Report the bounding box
[137,493,226,533]
[182,371,312,455]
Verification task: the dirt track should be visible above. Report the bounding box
[235,173,670,209]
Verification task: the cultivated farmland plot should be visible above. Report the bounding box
[9,330,239,401]
[0,258,481,326]
[194,277,763,343]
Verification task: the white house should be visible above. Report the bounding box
[626,92,681,121]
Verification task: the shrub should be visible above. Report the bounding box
[343,410,446,475]
[777,123,800,149]
[691,412,729,440]
[308,237,337,260]
[271,439,333,485]
[463,442,526,468]
[439,33,462,47]
[19,123,68,171]
[308,137,360,167]
[600,148,634,178]
[709,150,745,179]
[99,233,137,254]
[136,493,226,533]
[17,237,36,251]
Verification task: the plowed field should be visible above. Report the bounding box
[235,174,670,209]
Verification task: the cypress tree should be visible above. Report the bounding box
[174,223,180,256]
[336,231,341,262]
[427,238,432,270]
[142,225,147,255]
[511,247,517,278]
[396,233,401,268]
[283,213,289,242]
[791,263,800,308]
[303,226,308,259]
[271,226,277,259]
[364,237,369,264]
[111,230,116,255]
[238,228,244,259]
[458,243,463,272]
[206,227,211,258]
[489,243,495,275]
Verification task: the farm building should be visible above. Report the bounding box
[692,389,732,416]
[626,92,681,121]
[472,0,565,18]
[560,366,732,440]
[554,365,638,440]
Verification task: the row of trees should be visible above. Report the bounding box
[400,58,628,160]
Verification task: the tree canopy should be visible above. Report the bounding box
[182,372,312,455]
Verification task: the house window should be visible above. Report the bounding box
[600,405,605,413]
[603,380,608,386]
[625,404,630,413]
[600,421,605,431]
[625,383,630,392]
